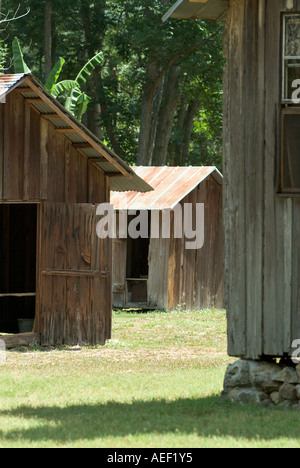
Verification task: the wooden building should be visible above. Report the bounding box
[111,166,223,311]
[165,0,300,360]
[0,73,151,346]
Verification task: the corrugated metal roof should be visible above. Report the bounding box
[110,166,223,210]
[162,0,227,22]
[0,73,152,193]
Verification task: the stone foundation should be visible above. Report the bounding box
[222,359,300,408]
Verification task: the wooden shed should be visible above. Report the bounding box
[165,0,300,360]
[111,166,223,311]
[0,73,151,346]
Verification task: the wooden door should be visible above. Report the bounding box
[36,203,112,346]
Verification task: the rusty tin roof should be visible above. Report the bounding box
[110,166,223,210]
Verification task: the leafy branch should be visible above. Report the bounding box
[12,38,103,121]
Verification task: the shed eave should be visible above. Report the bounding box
[0,73,153,194]
[162,0,227,22]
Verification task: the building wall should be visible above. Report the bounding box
[148,234,170,310]
[112,175,223,311]
[168,175,223,311]
[0,89,111,345]
[225,0,300,359]
[0,90,109,204]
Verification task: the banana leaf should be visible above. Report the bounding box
[73,92,91,121]
[64,85,82,114]
[75,51,103,87]
[51,80,79,99]
[12,38,30,74]
[45,57,65,93]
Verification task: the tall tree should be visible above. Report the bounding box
[44,0,52,80]
[2,0,224,169]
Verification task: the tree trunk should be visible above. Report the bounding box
[146,76,165,165]
[179,99,199,165]
[152,65,181,166]
[44,0,52,81]
[136,60,161,166]
[87,104,102,140]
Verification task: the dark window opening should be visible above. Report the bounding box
[125,212,150,304]
[281,113,300,191]
[281,14,300,193]
[0,205,37,333]
[282,14,300,103]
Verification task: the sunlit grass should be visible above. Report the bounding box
[0,309,299,448]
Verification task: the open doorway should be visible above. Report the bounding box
[125,212,150,305]
[0,204,37,333]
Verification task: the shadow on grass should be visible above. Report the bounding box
[0,396,299,444]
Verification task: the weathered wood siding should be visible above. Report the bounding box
[112,175,223,311]
[37,203,112,345]
[0,89,112,346]
[0,90,109,204]
[148,233,170,310]
[168,175,223,311]
[225,0,300,359]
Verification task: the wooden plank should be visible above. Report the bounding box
[56,128,75,134]
[72,142,91,149]
[42,114,60,120]
[41,269,109,278]
[24,77,131,177]
[65,144,88,203]
[88,160,107,204]
[3,91,25,200]
[244,0,264,359]
[291,199,300,347]
[179,192,197,311]
[0,293,36,298]
[40,117,48,200]
[0,332,41,349]
[64,139,71,203]
[28,105,41,200]
[167,211,182,311]
[148,222,170,310]
[39,203,112,346]
[23,100,31,200]
[192,176,223,310]
[263,0,287,356]
[24,98,42,104]
[224,0,247,357]
[46,124,65,202]
[283,198,293,352]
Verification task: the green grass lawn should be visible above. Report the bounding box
[1,309,300,448]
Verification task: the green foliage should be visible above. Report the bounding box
[75,52,103,87]
[11,37,103,122]
[51,79,78,98]
[44,57,65,93]
[0,41,9,74]
[51,52,103,121]
[12,37,30,73]
[3,0,224,166]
